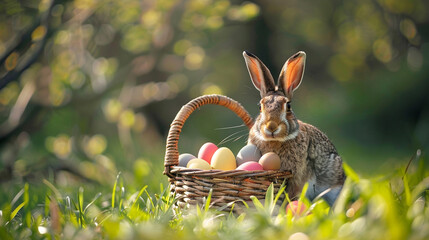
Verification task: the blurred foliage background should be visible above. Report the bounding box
[0,0,428,193]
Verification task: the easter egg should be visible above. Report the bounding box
[198,142,218,164]
[178,153,196,167]
[211,147,236,170]
[286,200,307,216]
[187,158,211,170]
[259,152,281,170]
[236,144,262,166]
[236,161,264,171]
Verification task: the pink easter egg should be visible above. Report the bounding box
[236,161,264,171]
[198,142,218,164]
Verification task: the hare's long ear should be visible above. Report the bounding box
[243,51,276,97]
[278,51,306,99]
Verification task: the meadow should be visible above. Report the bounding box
[1,152,428,239]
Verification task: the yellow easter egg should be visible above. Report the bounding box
[211,147,237,170]
[187,158,211,170]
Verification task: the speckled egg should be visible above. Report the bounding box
[187,158,211,170]
[236,161,264,171]
[210,147,237,170]
[178,153,196,167]
[236,144,262,166]
[259,152,281,170]
[198,142,218,164]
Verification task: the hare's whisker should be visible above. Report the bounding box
[215,124,247,130]
[217,129,248,146]
[218,129,247,146]
[232,133,248,143]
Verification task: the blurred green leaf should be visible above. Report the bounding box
[344,162,360,182]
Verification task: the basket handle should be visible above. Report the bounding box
[164,94,254,178]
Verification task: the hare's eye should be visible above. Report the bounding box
[258,103,262,111]
[286,102,291,111]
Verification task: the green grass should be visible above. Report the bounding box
[1,158,429,240]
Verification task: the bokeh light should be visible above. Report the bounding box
[0,0,427,190]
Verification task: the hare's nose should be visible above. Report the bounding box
[266,121,278,132]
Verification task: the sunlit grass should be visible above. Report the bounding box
[1,157,428,240]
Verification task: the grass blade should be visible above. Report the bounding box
[112,172,121,210]
[131,186,148,209]
[403,149,421,179]
[274,180,287,205]
[10,202,25,221]
[119,187,125,211]
[10,189,24,209]
[43,179,62,201]
[44,194,50,217]
[144,189,155,211]
[204,189,213,213]
[403,174,411,206]
[10,184,29,221]
[217,200,249,212]
[298,182,309,202]
[250,196,264,211]
[264,183,274,210]
[272,181,287,214]
[411,176,429,202]
[77,187,85,227]
[84,192,102,213]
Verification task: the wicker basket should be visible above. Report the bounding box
[164,94,292,211]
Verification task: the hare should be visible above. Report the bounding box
[243,51,345,206]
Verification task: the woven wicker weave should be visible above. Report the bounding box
[164,94,292,211]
